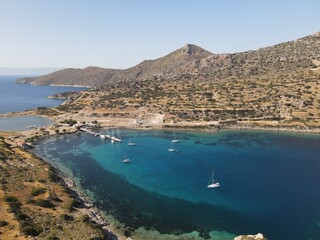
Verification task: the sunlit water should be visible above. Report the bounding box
[0,115,54,131]
[0,75,86,114]
[33,130,320,240]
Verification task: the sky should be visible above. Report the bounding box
[0,0,320,69]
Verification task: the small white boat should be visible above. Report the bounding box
[168,143,177,152]
[207,168,220,188]
[128,137,136,146]
[171,131,179,143]
[122,153,130,163]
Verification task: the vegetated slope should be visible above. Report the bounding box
[17,32,320,88]
[16,44,212,87]
[56,32,320,129]
[0,132,107,240]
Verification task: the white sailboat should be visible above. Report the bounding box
[207,168,220,188]
[122,152,130,163]
[127,137,136,146]
[168,142,177,152]
[172,131,179,143]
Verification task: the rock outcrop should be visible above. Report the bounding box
[234,233,266,240]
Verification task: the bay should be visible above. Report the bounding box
[33,130,320,240]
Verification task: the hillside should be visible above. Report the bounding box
[16,44,212,87]
[17,66,120,87]
[18,32,320,130]
[50,32,320,130]
[0,132,110,239]
[16,33,320,88]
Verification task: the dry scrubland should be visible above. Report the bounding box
[18,32,320,131]
[0,132,107,240]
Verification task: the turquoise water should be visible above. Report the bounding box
[0,116,54,131]
[33,130,320,240]
[0,75,86,114]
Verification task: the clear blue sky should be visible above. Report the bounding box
[0,0,319,69]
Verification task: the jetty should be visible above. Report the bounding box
[80,127,122,143]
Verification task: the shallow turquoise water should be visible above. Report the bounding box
[0,115,54,131]
[33,130,320,240]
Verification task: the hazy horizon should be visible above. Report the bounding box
[0,67,61,76]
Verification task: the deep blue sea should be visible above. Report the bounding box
[0,75,85,114]
[33,130,320,240]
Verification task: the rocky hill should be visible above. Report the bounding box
[17,32,320,88]
[16,44,212,87]
[47,32,320,130]
[17,32,320,130]
[17,66,120,87]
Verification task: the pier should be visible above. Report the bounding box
[80,127,122,143]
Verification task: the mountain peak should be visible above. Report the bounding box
[181,44,206,55]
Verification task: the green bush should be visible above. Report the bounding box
[31,187,46,196]
[0,220,9,227]
[46,236,60,240]
[48,170,60,182]
[3,195,19,203]
[20,225,43,236]
[60,213,74,221]
[34,199,55,208]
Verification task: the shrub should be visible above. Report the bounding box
[60,214,74,221]
[0,221,9,227]
[31,187,46,196]
[34,199,55,208]
[16,213,29,221]
[3,195,19,203]
[48,171,60,182]
[20,225,42,236]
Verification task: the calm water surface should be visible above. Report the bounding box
[0,116,54,131]
[0,75,85,114]
[33,130,320,240]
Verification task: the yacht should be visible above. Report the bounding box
[207,168,220,188]
[122,153,130,163]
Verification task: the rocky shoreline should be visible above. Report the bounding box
[23,127,270,240]
[44,163,122,240]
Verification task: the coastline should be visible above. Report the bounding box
[1,111,318,240]
[25,127,274,240]
[31,151,128,240]
[1,106,320,136]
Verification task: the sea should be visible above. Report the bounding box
[0,75,86,114]
[32,130,320,240]
[1,75,320,240]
